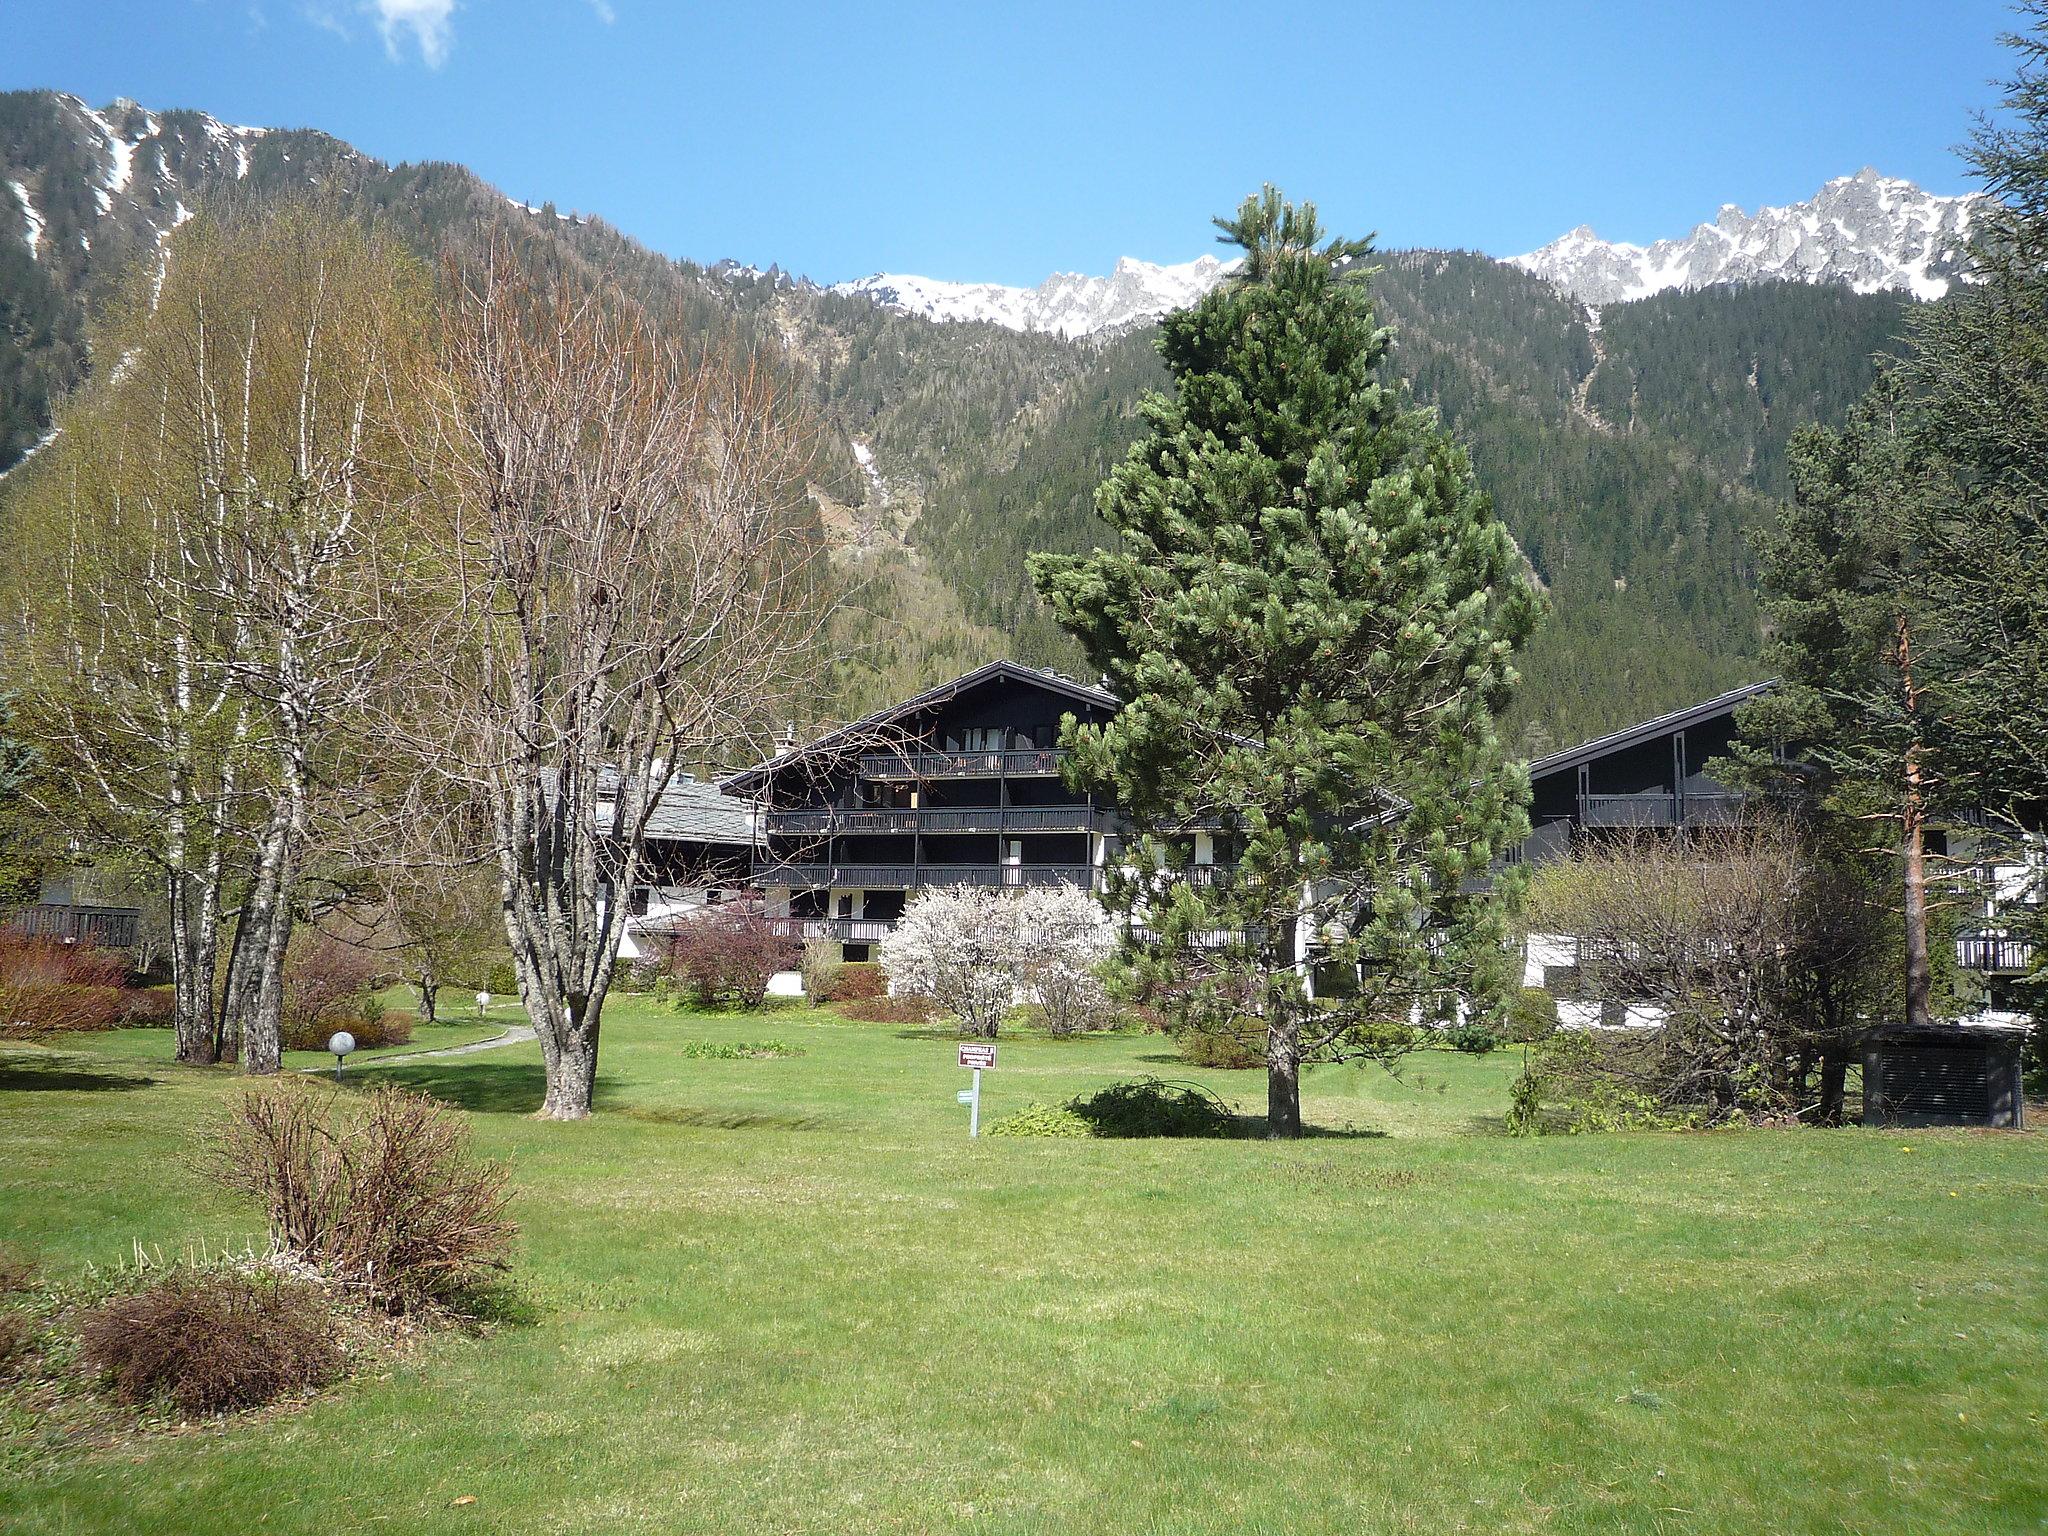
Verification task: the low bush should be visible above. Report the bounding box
[0,1246,36,1295]
[78,1270,343,1417]
[1503,986,1560,1043]
[798,940,842,1005]
[834,994,935,1024]
[0,933,129,1038]
[483,959,519,998]
[1173,1021,1265,1069]
[1442,1020,1500,1055]
[672,1038,803,1059]
[829,960,887,1003]
[118,987,176,1028]
[212,1081,515,1313]
[281,1009,413,1053]
[1505,1031,1705,1135]
[1068,1077,1241,1139]
[664,903,799,1010]
[0,1306,31,1371]
[985,1103,1094,1138]
[279,930,381,1050]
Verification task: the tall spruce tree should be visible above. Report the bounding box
[1733,383,1953,1031]
[1908,3,2048,828]
[1739,7,2048,1028]
[1030,188,1538,1137]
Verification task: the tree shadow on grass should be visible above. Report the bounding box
[0,1057,157,1093]
[620,1106,831,1132]
[343,1060,549,1114]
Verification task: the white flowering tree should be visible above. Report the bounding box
[882,883,1119,1038]
[881,887,1022,1038]
[1016,884,1117,1034]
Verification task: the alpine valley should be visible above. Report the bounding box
[0,89,1963,752]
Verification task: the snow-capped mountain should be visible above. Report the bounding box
[2,93,271,265]
[830,254,1238,338]
[1511,169,1979,304]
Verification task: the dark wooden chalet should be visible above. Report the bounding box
[720,662,1132,959]
[1520,681,1773,865]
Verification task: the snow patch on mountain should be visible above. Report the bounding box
[7,180,43,259]
[1511,169,1980,304]
[832,253,1239,338]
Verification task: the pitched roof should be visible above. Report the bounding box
[718,660,1118,794]
[593,768,755,846]
[1527,681,1777,783]
[644,776,755,845]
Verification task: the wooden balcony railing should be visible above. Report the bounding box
[2,903,142,949]
[1955,930,2037,973]
[755,862,1099,891]
[1577,791,1746,829]
[765,804,1098,836]
[858,748,1068,781]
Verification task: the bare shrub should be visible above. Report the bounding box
[279,929,381,1049]
[831,960,886,1002]
[1522,813,1890,1124]
[0,933,128,1038]
[212,1081,515,1312]
[281,1009,414,1053]
[798,939,842,1006]
[834,994,936,1024]
[664,903,799,1010]
[0,1309,35,1371]
[78,1270,343,1416]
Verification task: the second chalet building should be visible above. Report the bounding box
[718,663,1132,959]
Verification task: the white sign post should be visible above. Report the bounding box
[957,1042,996,1136]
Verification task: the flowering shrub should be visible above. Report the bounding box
[664,901,799,1010]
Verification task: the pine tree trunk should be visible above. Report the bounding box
[1266,1009,1303,1138]
[1898,613,1934,1032]
[1902,786,1934,1031]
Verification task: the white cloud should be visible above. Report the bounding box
[369,0,456,67]
[586,0,616,21]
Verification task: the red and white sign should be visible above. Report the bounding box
[958,1042,997,1070]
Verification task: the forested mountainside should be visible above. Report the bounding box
[0,89,1921,752]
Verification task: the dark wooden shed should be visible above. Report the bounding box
[1862,1022,2028,1129]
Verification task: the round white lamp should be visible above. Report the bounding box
[327,1030,356,1081]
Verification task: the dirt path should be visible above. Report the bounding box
[296,1021,536,1074]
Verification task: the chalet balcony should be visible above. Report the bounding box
[858,748,1068,781]
[764,804,1100,836]
[3,903,142,949]
[756,862,1099,891]
[1577,791,1746,829]
[1955,929,2037,973]
[771,916,899,943]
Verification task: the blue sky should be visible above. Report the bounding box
[7,1,2018,284]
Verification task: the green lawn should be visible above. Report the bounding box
[1,1003,2044,1534]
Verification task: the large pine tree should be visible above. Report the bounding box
[1030,188,1537,1137]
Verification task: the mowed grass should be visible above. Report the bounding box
[1,1004,2044,1535]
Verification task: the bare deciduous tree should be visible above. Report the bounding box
[4,204,426,1070]
[409,244,824,1119]
[1523,813,1892,1122]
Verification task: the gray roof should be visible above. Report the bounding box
[645,776,754,845]
[591,769,754,847]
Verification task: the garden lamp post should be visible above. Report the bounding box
[327,1030,355,1082]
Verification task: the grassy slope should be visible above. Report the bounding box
[1,1005,2044,1534]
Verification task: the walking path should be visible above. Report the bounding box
[295,1020,536,1074]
